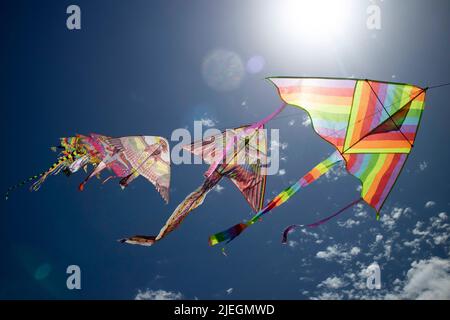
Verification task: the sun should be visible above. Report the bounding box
[273,0,352,43]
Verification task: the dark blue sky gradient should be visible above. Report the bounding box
[0,0,449,299]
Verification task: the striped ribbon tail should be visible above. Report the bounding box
[281,198,363,244]
[208,151,343,246]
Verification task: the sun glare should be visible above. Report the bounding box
[273,0,351,43]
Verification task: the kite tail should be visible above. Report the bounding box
[5,155,71,200]
[79,161,107,191]
[208,151,343,246]
[117,235,157,246]
[5,172,45,200]
[281,198,363,244]
[209,222,249,246]
[5,150,85,199]
[121,173,222,247]
[30,160,67,191]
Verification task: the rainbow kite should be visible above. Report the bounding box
[209,77,427,246]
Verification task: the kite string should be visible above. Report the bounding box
[428,82,450,89]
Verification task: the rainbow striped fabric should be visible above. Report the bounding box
[209,77,426,246]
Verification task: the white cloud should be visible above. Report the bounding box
[319,276,345,289]
[316,245,360,263]
[316,246,340,261]
[278,169,286,176]
[314,256,450,300]
[311,201,450,300]
[410,212,450,248]
[270,140,288,151]
[438,212,448,220]
[288,119,296,126]
[314,292,343,300]
[383,244,392,259]
[214,184,224,193]
[354,203,368,218]
[432,234,448,245]
[226,288,233,295]
[302,115,311,127]
[198,118,216,127]
[380,207,411,230]
[324,164,347,181]
[425,201,436,208]
[135,289,183,300]
[338,218,360,228]
[288,240,298,248]
[387,257,450,300]
[419,161,428,171]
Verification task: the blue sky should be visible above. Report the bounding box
[1,0,449,299]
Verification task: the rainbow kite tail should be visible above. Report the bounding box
[209,222,250,246]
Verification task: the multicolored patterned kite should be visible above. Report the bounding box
[5,134,171,203]
[209,77,427,246]
[119,125,268,246]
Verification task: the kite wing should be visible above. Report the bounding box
[105,136,171,203]
[79,135,171,203]
[183,125,268,212]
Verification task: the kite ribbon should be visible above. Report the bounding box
[208,151,344,246]
[204,103,287,178]
[281,197,363,244]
